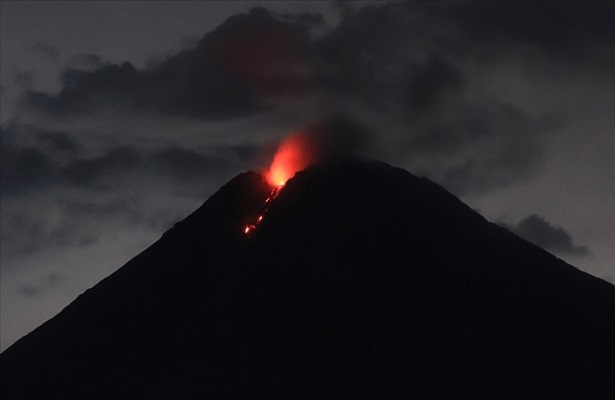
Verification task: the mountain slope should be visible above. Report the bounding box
[2,159,614,399]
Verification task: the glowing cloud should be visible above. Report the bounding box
[265,130,321,187]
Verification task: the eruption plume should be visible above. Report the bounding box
[243,129,324,235]
[265,130,322,187]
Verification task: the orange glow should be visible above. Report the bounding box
[244,129,321,235]
[265,131,316,187]
[242,187,283,235]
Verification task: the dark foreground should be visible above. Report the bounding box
[2,160,614,399]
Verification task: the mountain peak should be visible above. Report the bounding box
[2,159,615,399]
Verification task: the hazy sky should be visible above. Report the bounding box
[1,1,614,351]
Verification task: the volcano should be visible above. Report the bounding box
[2,159,614,399]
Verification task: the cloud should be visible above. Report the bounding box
[311,2,603,196]
[14,71,35,90]
[147,147,232,183]
[17,272,64,298]
[31,42,60,59]
[36,130,80,154]
[0,131,56,197]
[432,1,615,66]
[405,54,465,112]
[1,117,257,262]
[24,8,316,120]
[7,2,607,204]
[429,102,559,194]
[276,11,325,28]
[501,214,589,257]
[64,147,143,188]
[68,53,107,70]
[1,118,254,194]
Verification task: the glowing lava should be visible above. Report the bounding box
[243,130,319,236]
[265,131,316,187]
[242,184,283,236]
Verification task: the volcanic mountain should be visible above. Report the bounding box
[2,159,614,399]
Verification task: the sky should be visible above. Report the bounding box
[1,1,614,351]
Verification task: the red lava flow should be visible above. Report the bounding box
[243,183,284,235]
[243,130,321,235]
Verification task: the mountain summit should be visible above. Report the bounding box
[2,159,614,399]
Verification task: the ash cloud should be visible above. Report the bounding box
[6,2,614,214]
[310,2,611,194]
[12,2,612,198]
[501,215,589,257]
[24,8,316,120]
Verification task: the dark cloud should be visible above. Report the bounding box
[0,204,100,258]
[68,53,107,70]
[317,2,615,110]
[0,132,55,197]
[179,35,200,50]
[430,1,615,66]
[18,285,38,297]
[202,7,314,97]
[501,214,589,257]
[299,115,375,161]
[14,71,35,90]
[222,143,262,165]
[63,145,240,189]
[275,11,324,31]
[0,144,241,260]
[1,212,47,255]
[1,120,248,198]
[312,2,594,195]
[0,121,249,262]
[405,54,464,113]
[61,197,147,228]
[36,130,79,154]
[404,101,560,194]
[24,8,313,119]
[0,124,81,197]
[12,2,604,200]
[453,109,554,191]
[64,147,142,188]
[18,272,63,298]
[440,143,541,195]
[316,4,417,106]
[2,180,141,260]
[31,42,59,59]
[18,3,615,122]
[148,147,231,183]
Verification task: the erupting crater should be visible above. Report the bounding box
[243,130,318,235]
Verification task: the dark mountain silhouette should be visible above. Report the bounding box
[2,159,614,399]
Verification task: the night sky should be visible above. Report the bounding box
[1,1,614,351]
